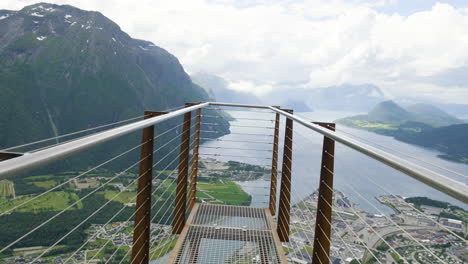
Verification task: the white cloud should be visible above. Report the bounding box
[1,0,468,103]
[227,80,273,96]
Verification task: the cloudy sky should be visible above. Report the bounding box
[2,0,468,103]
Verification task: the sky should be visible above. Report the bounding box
[2,0,468,104]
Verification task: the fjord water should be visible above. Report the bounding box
[200,110,468,214]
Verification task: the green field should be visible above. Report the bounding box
[100,190,136,204]
[196,179,251,205]
[0,180,15,198]
[344,120,398,130]
[150,236,178,260]
[0,191,83,213]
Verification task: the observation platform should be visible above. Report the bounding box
[168,204,287,263]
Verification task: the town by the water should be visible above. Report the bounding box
[1,159,466,264]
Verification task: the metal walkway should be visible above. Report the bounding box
[168,204,287,263]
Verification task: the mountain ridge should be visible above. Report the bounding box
[337,100,467,163]
[0,3,229,169]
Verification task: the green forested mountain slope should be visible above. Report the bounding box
[0,3,228,169]
[337,101,467,163]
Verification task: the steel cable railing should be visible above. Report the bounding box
[62,135,197,263]
[0,116,196,216]
[293,125,468,242]
[288,125,459,263]
[293,112,468,180]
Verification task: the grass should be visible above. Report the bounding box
[196,179,251,205]
[390,251,401,262]
[32,180,58,189]
[0,191,82,213]
[100,190,136,204]
[0,180,14,198]
[301,246,313,254]
[150,236,178,260]
[283,246,294,253]
[349,120,398,130]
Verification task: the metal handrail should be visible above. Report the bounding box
[209,102,468,203]
[0,103,208,179]
[0,101,466,204]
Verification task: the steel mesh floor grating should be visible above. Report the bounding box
[192,204,270,230]
[170,204,284,264]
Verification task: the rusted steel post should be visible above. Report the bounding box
[312,122,336,264]
[189,108,201,210]
[277,109,293,242]
[269,108,281,215]
[172,105,192,234]
[132,111,165,264]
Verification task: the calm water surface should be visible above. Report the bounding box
[199,110,468,214]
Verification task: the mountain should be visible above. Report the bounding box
[339,101,462,128]
[367,100,413,123]
[191,72,262,105]
[338,101,467,163]
[282,99,313,112]
[405,104,463,127]
[0,3,228,169]
[305,84,386,112]
[395,124,468,163]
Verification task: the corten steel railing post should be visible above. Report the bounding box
[132,111,166,264]
[189,107,201,210]
[312,122,336,264]
[172,104,192,234]
[268,108,281,216]
[277,109,293,242]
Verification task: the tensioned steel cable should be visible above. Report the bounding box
[293,126,468,242]
[282,139,434,263]
[0,150,153,254]
[289,178,392,263]
[319,181,409,263]
[0,138,149,216]
[201,122,275,129]
[102,160,193,263]
[200,146,273,152]
[280,156,383,263]
[57,138,197,263]
[0,114,150,152]
[93,136,194,260]
[1,105,186,152]
[200,130,274,137]
[105,151,196,263]
[344,182,448,263]
[0,117,196,215]
[200,137,273,144]
[292,127,468,246]
[113,172,190,264]
[0,127,196,254]
[204,107,274,114]
[293,113,468,180]
[201,114,275,122]
[329,149,468,243]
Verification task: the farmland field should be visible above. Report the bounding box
[0,191,83,213]
[0,180,15,198]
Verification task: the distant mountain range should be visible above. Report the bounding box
[0,3,228,169]
[338,101,467,163]
[191,72,263,105]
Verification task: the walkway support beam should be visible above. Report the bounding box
[172,104,192,234]
[189,105,202,210]
[132,111,166,264]
[269,108,280,216]
[277,109,293,242]
[312,122,335,264]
